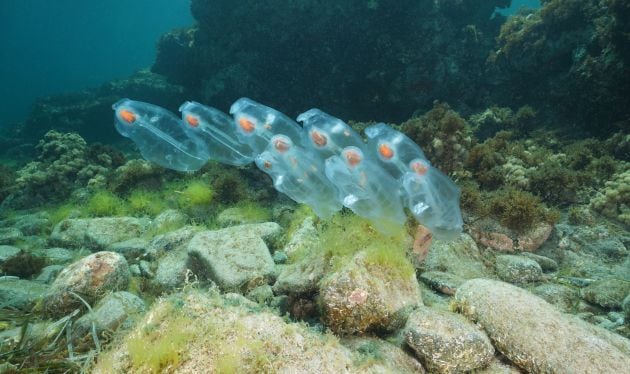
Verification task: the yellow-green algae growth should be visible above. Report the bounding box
[92,288,416,373]
[288,213,415,282]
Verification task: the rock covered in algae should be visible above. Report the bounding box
[319,252,421,335]
[580,279,630,309]
[455,278,630,373]
[92,290,358,373]
[404,306,494,373]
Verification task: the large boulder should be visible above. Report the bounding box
[92,290,359,373]
[187,227,275,292]
[42,251,131,317]
[404,306,494,373]
[319,252,421,335]
[455,278,630,373]
[50,217,150,249]
[580,279,630,309]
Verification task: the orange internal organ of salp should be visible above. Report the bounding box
[119,109,137,124]
[274,138,291,153]
[239,117,256,133]
[185,114,200,128]
[310,130,327,147]
[263,160,272,169]
[378,143,394,160]
[345,149,362,167]
[411,160,429,175]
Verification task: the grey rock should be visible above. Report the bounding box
[138,260,153,277]
[50,217,150,249]
[0,278,49,309]
[495,255,543,284]
[273,252,327,295]
[0,228,22,245]
[342,336,425,373]
[404,306,494,373]
[272,250,288,264]
[530,283,578,312]
[42,251,131,317]
[623,294,630,324]
[246,285,274,305]
[152,248,191,291]
[35,264,65,283]
[72,291,145,344]
[222,222,283,250]
[587,238,628,259]
[147,225,199,257]
[421,234,492,279]
[92,291,357,373]
[13,215,50,235]
[216,207,267,226]
[455,278,630,373]
[129,264,141,276]
[283,216,318,256]
[187,228,275,292]
[520,252,558,272]
[556,224,629,264]
[149,209,187,233]
[108,237,149,259]
[0,245,20,262]
[418,271,465,295]
[580,279,630,309]
[30,247,76,265]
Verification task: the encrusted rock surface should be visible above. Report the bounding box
[455,278,630,373]
[495,254,543,284]
[42,251,131,317]
[404,306,494,373]
[319,252,421,335]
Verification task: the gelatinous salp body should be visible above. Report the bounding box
[402,160,463,239]
[113,98,208,171]
[365,123,462,238]
[297,109,365,158]
[325,146,406,234]
[255,135,342,219]
[230,97,306,154]
[179,101,255,166]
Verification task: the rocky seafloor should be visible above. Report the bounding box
[0,107,628,372]
[0,0,629,372]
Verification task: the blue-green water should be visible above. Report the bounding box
[0,0,191,127]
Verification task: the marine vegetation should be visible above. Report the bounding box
[7,131,121,208]
[489,0,630,135]
[401,102,472,175]
[489,188,560,232]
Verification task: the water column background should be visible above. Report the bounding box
[0,0,192,127]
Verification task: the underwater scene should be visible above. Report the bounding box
[0,0,629,372]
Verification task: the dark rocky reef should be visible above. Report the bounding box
[0,70,187,158]
[487,0,630,135]
[153,0,510,122]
